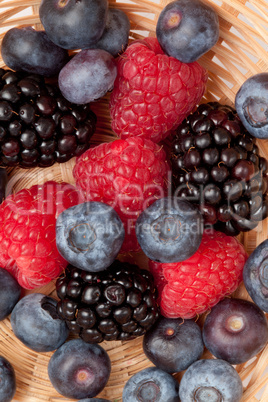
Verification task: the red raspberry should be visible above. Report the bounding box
[110,37,208,143]
[149,230,248,319]
[73,137,170,252]
[0,181,82,289]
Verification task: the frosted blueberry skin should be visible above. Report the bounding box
[78,399,111,402]
[235,73,268,139]
[243,239,268,312]
[0,268,21,321]
[39,0,108,50]
[89,8,130,57]
[122,367,180,402]
[135,196,203,263]
[143,316,204,373]
[0,356,16,402]
[48,339,111,399]
[179,359,243,402]
[56,201,125,272]
[202,298,268,364]
[1,27,69,77]
[10,293,69,352]
[156,0,219,63]
[58,49,117,104]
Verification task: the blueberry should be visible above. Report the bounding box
[58,49,117,104]
[0,268,21,321]
[179,358,243,402]
[243,239,268,312]
[78,399,111,402]
[48,338,111,399]
[122,367,180,402]
[10,293,69,352]
[143,315,204,373]
[56,201,125,272]
[1,27,69,77]
[39,0,108,50]
[203,297,268,364]
[235,73,268,139]
[0,356,16,402]
[90,8,130,57]
[135,196,203,263]
[156,0,219,63]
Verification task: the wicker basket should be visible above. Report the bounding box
[0,0,267,401]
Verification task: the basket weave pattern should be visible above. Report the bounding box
[0,0,267,401]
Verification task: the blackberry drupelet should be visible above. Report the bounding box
[56,260,159,343]
[0,68,96,168]
[171,101,268,236]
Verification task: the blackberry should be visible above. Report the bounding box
[0,68,96,168]
[171,101,268,236]
[56,260,159,343]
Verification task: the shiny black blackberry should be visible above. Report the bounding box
[56,260,159,343]
[0,68,96,168]
[171,101,268,236]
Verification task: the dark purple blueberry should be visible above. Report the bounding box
[156,0,219,63]
[47,339,111,399]
[143,316,204,373]
[89,8,130,57]
[39,0,108,50]
[202,297,268,364]
[135,196,203,263]
[56,201,125,272]
[235,73,268,139]
[123,367,180,402]
[1,27,69,77]
[179,359,243,402]
[0,355,16,402]
[10,293,69,352]
[0,268,21,321]
[243,239,268,312]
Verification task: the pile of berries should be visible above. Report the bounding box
[0,0,267,401]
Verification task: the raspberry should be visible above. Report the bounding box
[109,37,208,143]
[149,230,248,319]
[73,137,170,252]
[0,181,82,289]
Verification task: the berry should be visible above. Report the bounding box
[89,8,130,57]
[171,101,268,235]
[235,72,268,139]
[243,239,268,312]
[0,180,82,289]
[48,338,111,399]
[179,359,243,402]
[56,201,125,272]
[135,196,203,263]
[202,297,268,364]
[56,260,159,343]
[109,37,208,143]
[0,356,16,402]
[156,0,219,63]
[11,293,69,352]
[73,137,170,252]
[39,0,108,50]
[58,49,117,104]
[122,367,180,402]
[1,27,69,77]
[0,70,96,168]
[149,230,248,319]
[0,268,21,321]
[143,315,204,373]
